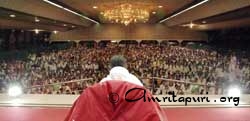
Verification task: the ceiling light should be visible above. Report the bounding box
[152,11,156,14]
[158,5,163,8]
[71,25,75,28]
[202,21,207,24]
[53,30,58,34]
[190,22,194,28]
[63,24,67,26]
[35,29,39,34]
[9,14,16,18]
[159,0,209,23]
[93,6,98,9]
[35,17,40,22]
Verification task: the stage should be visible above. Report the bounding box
[0,94,250,121]
[0,107,250,121]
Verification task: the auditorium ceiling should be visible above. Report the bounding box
[56,0,195,23]
[0,8,76,31]
[0,0,250,31]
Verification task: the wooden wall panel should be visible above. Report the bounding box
[50,24,207,41]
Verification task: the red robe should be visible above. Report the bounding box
[65,81,167,121]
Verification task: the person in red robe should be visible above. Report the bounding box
[65,55,167,121]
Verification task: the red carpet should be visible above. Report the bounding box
[0,107,249,121]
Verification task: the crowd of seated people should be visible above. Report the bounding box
[0,43,249,95]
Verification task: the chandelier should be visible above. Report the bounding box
[101,3,150,26]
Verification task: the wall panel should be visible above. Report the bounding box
[50,24,207,41]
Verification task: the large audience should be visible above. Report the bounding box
[0,43,249,95]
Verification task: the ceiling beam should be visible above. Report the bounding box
[162,0,250,26]
[195,17,250,31]
[0,0,93,27]
[159,0,210,23]
[0,18,69,31]
[43,0,99,24]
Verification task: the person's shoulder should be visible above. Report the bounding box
[100,77,109,83]
[129,74,143,86]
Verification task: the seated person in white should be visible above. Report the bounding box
[100,55,143,87]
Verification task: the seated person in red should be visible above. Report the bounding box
[64,55,166,121]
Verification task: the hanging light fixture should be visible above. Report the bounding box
[101,3,151,26]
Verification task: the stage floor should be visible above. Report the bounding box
[0,107,250,121]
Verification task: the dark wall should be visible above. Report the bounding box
[0,29,51,50]
[207,27,250,50]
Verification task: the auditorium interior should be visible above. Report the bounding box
[0,0,250,121]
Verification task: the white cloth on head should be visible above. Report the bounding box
[100,66,143,86]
